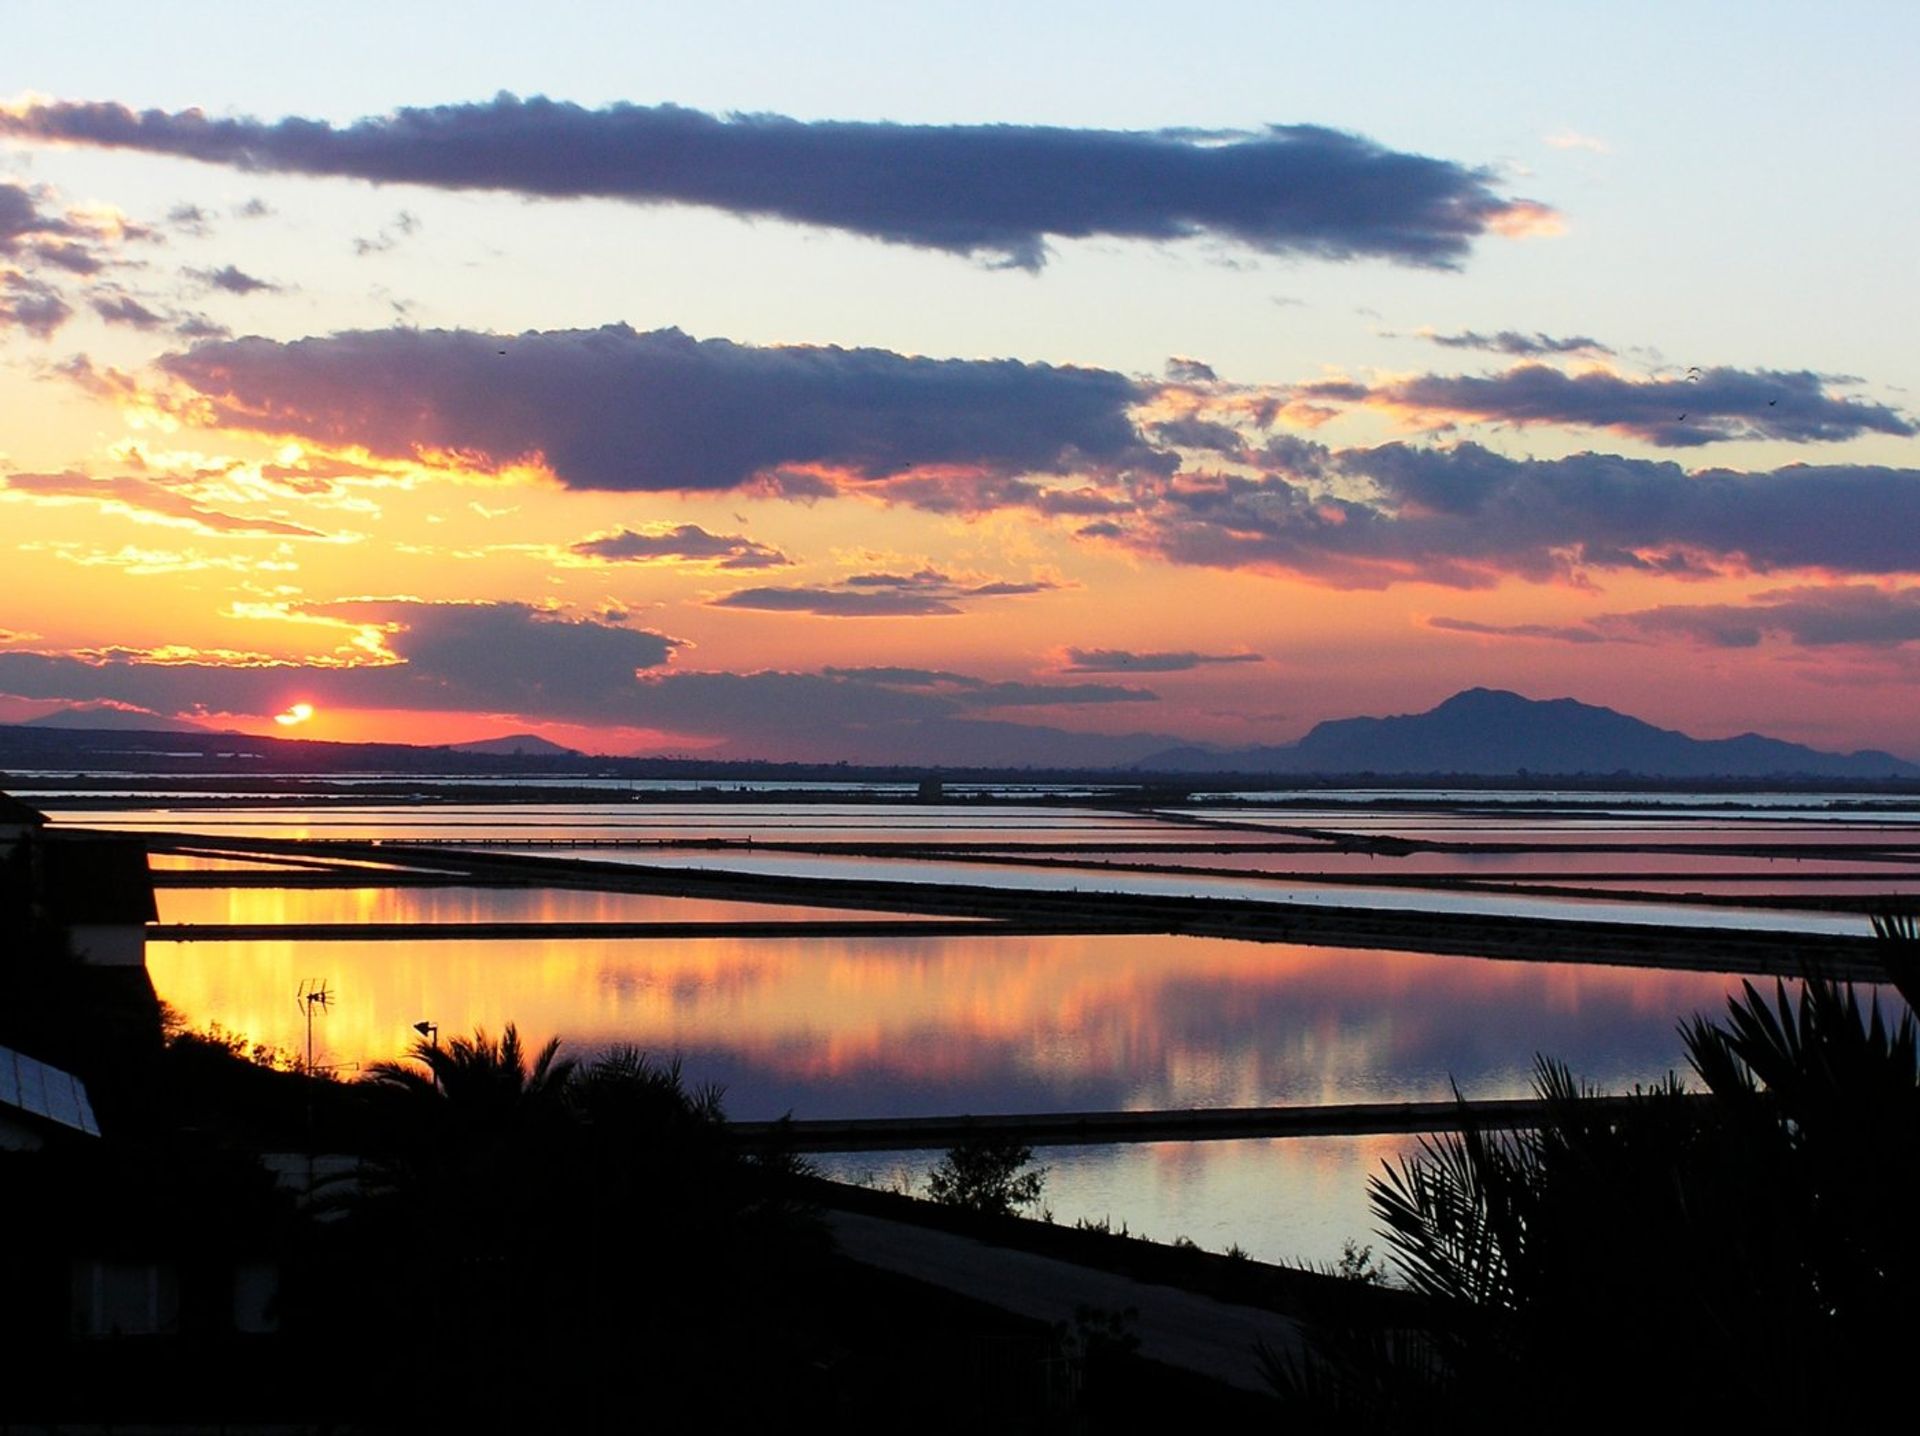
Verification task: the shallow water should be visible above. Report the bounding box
[154,885,954,927]
[816,1135,1417,1269]
[72,792,1914,1267]
[517,847,1880,934]
[149,930,1758,1115]
[149,917,1763,1271]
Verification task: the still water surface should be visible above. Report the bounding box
[74,795,1906,1266]
[149,924,1764,1264]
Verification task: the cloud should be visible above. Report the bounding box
[0,617,1177,761]
[92,287,234,339]
[1113,441,1920,588]
[352,209,419,256]
[864,472,1139,517]
[172,312,230,340]
[26,238,101,274]
[817,665,1155,707]
[1606,586,1920,649]
[1,183,105,333]
[0,601,680,725]
[1,268,71,336]
[1062,647,1265,672]
[1426,616,1610,644]
[712,567,1058,617]
[614,672,1183,762]
[91,291,168,329]
[185,262,279,294]
[45,542,299,576]
[0,180,75,253]
[0,95,1551,270]
[1307,363,1913,447]
[1165,356,1218,383]
[166,202,213,236]
[3,180,148,252]
[711,587,961,617]
[1432,585,1920,651]
[568,523,790,569]
[157,323,1160,493]
[1417,329,1613,358]
[1150,417,1248,454]
[0,469,329,537]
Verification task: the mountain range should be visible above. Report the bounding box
[1137,688,1917,779]
[1,688,1911,779]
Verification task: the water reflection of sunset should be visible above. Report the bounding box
[149,929,1754,1118]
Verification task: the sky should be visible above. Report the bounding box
[3,1,1918,763]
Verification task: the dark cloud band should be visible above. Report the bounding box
[0,606,1166,761]
[1304,364,1913,447]
[2,96,1547,269]
[1117,442,1920,588]
[1432,586,1920,650]
[158,324,1157,492]
[1062,648,1265,672]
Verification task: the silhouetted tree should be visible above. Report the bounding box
[926,1136,1047,1217]
[1268,963,1920,1431]
[292,1028,826,1429]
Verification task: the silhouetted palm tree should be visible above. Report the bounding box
[1269,957,1919,1430]
[366,1022,575,1114]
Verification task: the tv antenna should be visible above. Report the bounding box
[296,978,333,1075]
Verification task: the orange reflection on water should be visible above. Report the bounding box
[155,885,923,926]
[148,925,1754,1117]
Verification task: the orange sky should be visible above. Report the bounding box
[4,9,1919,761]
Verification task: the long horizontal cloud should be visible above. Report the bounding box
[1427,616,1608,644]
[0,607,1178,761]
[1303,364,1913,447]
[0,469,327,537]
[0,601,680,723]
[1418,329,1613,358]
[1,95,1549,269]
[712,569,1058,617]
[1062,648,1265,672]
[1114,441,1920,588]
[1612,586,1920,648]
[158,324,1160,492]
[569,524,790,569]
[1432,586,1920,650]
[817,666,1154,706]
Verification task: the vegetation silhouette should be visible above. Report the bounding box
[290,1026,828,1430]
[1264,958,1920,1431]
[926,1135,1048,1217]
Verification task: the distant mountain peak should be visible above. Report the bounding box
[1137,688,1917,779]
[447,733,581,757]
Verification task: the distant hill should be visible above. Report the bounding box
[447,734,581,758]
[1137,688,1920,779]
[4,690,1914,783]
[21,705,214,734]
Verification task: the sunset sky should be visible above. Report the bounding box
[4,1,1918,763]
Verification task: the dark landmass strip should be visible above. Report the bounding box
[6,684,1918,784]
